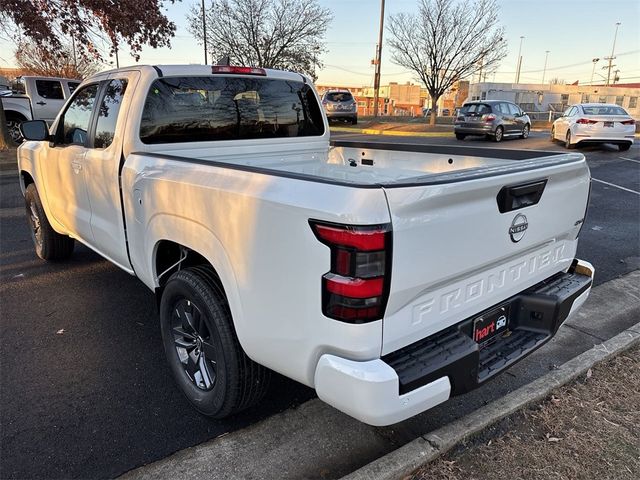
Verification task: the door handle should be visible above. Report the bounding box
[36,101,47,105]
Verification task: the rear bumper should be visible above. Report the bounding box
[574,136,634,145]
[314,259,594,426]
[326,111,357,120]
[454,123,494,135]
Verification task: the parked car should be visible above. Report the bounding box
[455,100,531,142]
[321,89,357,124]
[423,106,437,117]
[551,103,635,151]
[17,64,593,426]
[2,76,80,143]
[441,108,451,116]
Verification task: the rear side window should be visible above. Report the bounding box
[36,80,64,99]
[460,103,491,115]
[140,76,325,144]
[325,92,353,102]
[582,105,628,115]
[94,79,128,149]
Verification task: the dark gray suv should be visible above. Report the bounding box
[454,100,530,142]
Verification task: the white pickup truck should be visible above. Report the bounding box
[17,65,594,426]
[2,76,80,142]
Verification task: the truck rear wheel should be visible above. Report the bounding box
[25,184,74,260]
[159,266,271,418]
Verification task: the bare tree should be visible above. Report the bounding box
[187,0,332,80]
[388,0,507,124]
[15,40,103,79]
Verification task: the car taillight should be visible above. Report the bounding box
[576,118,598,124]
[483,114,496,122]
[211,65,266,75]
[310,220,392,323]
[621,119,635,125]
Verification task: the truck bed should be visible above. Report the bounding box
[136,141,584,188]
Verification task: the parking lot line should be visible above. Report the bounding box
[592,178,640,195]
[619,156,640,165]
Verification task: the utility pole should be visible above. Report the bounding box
[605,22,621,86]
[373,0,385,117]
[514,36,524,84]
[541,50,550,85]
[590,58,600,85]
[202,0,208,64]
[115,43,120,69]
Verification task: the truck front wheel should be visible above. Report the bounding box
[159,266,271,418]
[25,184,74,260]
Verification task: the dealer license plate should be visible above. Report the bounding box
[473,304,510,344]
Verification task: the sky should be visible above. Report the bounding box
[1,0,639,88]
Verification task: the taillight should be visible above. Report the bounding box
[483,113,496,122]
[310,220,392,323]
[576,118,598,124]
[211,65,266,75]
[621,119,635,125]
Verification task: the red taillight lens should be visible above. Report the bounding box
[621,119,635,125]
[576,118,598,124]
[310,220,392,323]
[483,114,496,122]
[211,65,266,76]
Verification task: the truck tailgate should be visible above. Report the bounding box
[381,154,590,355]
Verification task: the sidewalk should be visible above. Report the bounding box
[411,344,640,480]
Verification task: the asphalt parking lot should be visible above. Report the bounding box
[1,132,638,479]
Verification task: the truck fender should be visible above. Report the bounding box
[144,215,252,357]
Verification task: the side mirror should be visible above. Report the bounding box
[20,120,50,141]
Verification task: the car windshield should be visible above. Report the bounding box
[325,92,353,102]
[460,103,491,115]
[582,105,628,115]
[140,76,325,144]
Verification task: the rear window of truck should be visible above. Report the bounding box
[139,76,325,144]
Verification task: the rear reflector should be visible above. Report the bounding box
[310,220,392,323]
[211,66,266,76]
[576,118,598,124]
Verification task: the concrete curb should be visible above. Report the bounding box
[341,321,640,480]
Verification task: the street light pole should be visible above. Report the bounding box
[373,0,385,118]
[605,22,621,86]
[514,36,524,83]
[590,58,600,85]
[541,50,550,85]
[202,0,208,65]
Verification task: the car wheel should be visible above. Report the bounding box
[351,118,357,125]
[493,126,503,142]
[618,143,631,151]
[550,126,556,142]
[6,116,25,144]
[455,133,466,140]
[160,266,271,418]
[565,130,575,149]
[521,124,530,139]
[24,184,75,260]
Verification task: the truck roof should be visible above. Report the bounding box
[85,64,308,84]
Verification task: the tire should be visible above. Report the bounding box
[24,184,74,260]
[520,124,530,139]
[160,266,271,418]
[565,130,575,149]
[493,126,504,142]
[618,143,631,151]
[550,126,556,142]
[6,114,26,144]
[351,117,357,125]
[455,133,466,141]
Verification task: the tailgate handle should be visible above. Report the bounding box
[497,180,547,213]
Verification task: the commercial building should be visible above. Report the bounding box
[467,82,640,119]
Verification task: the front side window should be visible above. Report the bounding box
[36,80,64,99]
[59,84,99,146]
[95,79,128,149]
[140,76,325,144]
